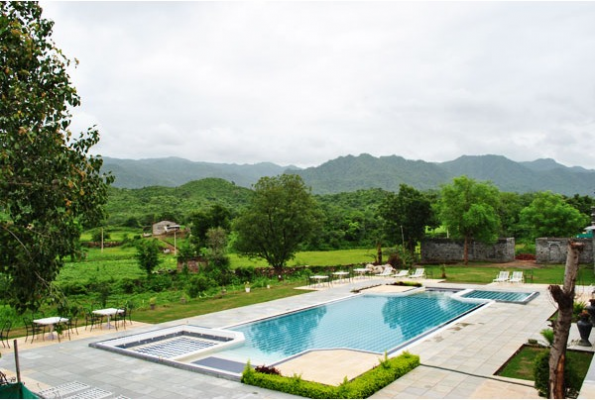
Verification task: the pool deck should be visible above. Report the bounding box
[1,278,595,399]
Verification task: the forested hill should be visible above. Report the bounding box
[102,156,298,189]
[101,154,595,195]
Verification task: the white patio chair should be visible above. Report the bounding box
[509,271,524,284]
[492,271,510,283]
[375,266,394,277]
[408,268,426,279]
[392,270,409,278]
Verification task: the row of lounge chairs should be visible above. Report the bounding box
[376,266,426,279]
[493,271,524,284]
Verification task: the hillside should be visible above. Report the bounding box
[102,156,297,189]
[106,178,254,225]
[100,154,595,195]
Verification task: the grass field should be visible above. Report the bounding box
[498,344,593,383]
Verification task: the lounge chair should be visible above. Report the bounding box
[375,266,394,277]
[408,268,425,279]
[393,270,409,278]
[509,271,524,284]
[492,271,509,283]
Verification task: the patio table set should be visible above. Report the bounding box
[10,305,133,344]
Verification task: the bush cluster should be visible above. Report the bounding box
[534,349,581,398]
[242,352,420,399]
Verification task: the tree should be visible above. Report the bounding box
[233,174,321,274]
[203,227,232,285]
[378,184,436,253]
[135,239,162,278]
[520,192,590,239]
[0,3,113,312]
[438,176,501,265]
[189,204,231,249]
[548,240,583,398]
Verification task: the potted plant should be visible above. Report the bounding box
[245,282,251,293]
[577,310,592,346]
[149,297,156,310]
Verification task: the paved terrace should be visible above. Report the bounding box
[1,278,594,399]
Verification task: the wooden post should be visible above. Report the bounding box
[548,240,584,398]
[14,339,21,383]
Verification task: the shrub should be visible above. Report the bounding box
[145,274,173,292]
[235,266,255,282]
[386,245,414,269]
[540,328,554,346]
[534,349,581,398]
[186,274,217,299]
[242,352,420,399]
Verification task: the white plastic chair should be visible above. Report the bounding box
[492,271,510,283]
[509,271,524,284]
[408,268,426,279]
[392,270,409,278]
[375,266,394,277]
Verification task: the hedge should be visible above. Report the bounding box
[241,352,420,399]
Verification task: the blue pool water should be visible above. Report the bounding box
[461,289,537,304]
[219,292,484,365]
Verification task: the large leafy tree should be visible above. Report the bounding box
[520,191,589,239]
[378,184,436,253]
[233,174,321,274]
[438,176,501,265]
[189,204,232,249]
[0,3,113,312]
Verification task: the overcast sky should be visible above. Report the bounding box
[40,1,595,169]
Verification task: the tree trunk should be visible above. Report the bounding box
[376,241,383,265]
[463,236,469,265]
[548,240,584,399]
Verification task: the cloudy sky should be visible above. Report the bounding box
[41,1,595,169]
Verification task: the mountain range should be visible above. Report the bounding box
[101,154,595,196]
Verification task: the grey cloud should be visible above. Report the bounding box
[41,1,595,169]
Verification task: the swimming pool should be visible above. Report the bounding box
[216,291,485,366]
[91,291,486,378]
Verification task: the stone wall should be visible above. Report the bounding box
[420,238,515,263]
[535,238,594,264]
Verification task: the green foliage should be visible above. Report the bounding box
[189,204,232,249]
[0,3,113,312]
[378,184,436,251]
[203,227,232,284]
[106,178,252,227]
[234,174,323,271]
[186,274,217,298]
[386,245,415,269]
[242,352,420,399]
[135,239,163,277]
[540,328,554,346]
[439,176,501,264]
[520,191,590,240]
[534,349,581,398]
[91,229,110,243]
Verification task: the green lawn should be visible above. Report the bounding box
[498,344,593,383]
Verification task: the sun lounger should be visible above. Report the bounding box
[509,271,524,284]
[493,271,509,283]
[393,270,409,278]
[408,268,425,279]
[375,266,394,277]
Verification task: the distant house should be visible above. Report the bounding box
[152,221,181,236]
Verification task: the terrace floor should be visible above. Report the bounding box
[1,278,594,399]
